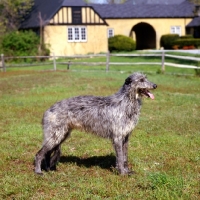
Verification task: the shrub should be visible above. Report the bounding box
[180,35,193,39]
[108,35,136,52]
[2,30,50,62]
[160,34,179,49]
[172,38,200,49]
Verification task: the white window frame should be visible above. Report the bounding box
[170,26,181,36]
[108,28,114,38]
[67,26,87,42]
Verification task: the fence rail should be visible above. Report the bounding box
[1,51,200,73]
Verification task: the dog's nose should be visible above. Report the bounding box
[153,84,157,89]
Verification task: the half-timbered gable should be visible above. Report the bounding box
[50,7,107,25]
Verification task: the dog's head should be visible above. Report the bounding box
[124,72,157,100]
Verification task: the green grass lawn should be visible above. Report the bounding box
[0,70,199,199]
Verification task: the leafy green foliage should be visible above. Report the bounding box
[172,38,200,49]
[2,30,50,61]
[189,0,200,5]
[108,35,136,52]
[2,31,39,56]
[179,35,193,39]
[0,0,33,32]
[160,34,179,49]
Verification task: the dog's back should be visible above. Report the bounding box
[43,91,141,141]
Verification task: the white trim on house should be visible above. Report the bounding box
[108,28,114,38]
[67,26,87,42]
[170,26,181,36]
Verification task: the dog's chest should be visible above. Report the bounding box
[112,101,141,138]
[125,110,140,132]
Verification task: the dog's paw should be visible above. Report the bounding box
[35,172,44,176]
[127,170,136,176]
[124,168,136,176]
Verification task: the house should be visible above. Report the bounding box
[21,0,196,55]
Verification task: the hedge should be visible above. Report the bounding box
[160,34,179,49]
[2,30,50,62]
[179,35,193,39]
[108,35,136,52]
[172,38,200,49]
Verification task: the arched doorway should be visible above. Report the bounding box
[130,22,156,50]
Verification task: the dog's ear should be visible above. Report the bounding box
[125,77,132,85]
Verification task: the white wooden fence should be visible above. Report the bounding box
[1,51,200,73]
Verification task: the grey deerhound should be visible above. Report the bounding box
[34,72,157,175]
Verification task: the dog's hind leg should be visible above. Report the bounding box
[44,149,53,172]
[50,131,71,169]
[35,146,50,175]
[43,145,60,171]
[50,144,61,170]
[35,130,69,175]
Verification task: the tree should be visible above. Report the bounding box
[0,0,33,33]
[189,0,200,4]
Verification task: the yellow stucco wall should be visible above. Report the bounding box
[44,14,193,55]
[46,6,107,56]
[44,25,108,56]
[106,18,193,49]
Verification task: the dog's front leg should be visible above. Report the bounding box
[123,135,135,175]
[113,139,126,175]
[123,135,129,172]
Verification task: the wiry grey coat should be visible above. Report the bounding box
[35,72,157,175]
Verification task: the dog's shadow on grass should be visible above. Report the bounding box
[59,154,116,171]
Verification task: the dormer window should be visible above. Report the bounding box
[72,7,82,24]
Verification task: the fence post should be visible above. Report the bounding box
[1,54,6,72]
[161,50,165,73]
[106,51,110,72]
[67,61,71,70]
[53,53,56,71]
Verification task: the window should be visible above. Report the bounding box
[108,28,114,38]
[170,26,181,36]
[67,27,87,42]
[81,27,86,40]
[68,27,73,41]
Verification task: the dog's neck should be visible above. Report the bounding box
[115,87,142,110]
[129,88,142,104]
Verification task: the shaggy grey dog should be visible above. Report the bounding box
[34,72,157,175]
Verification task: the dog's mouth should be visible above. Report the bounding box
[138,89,155,99]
